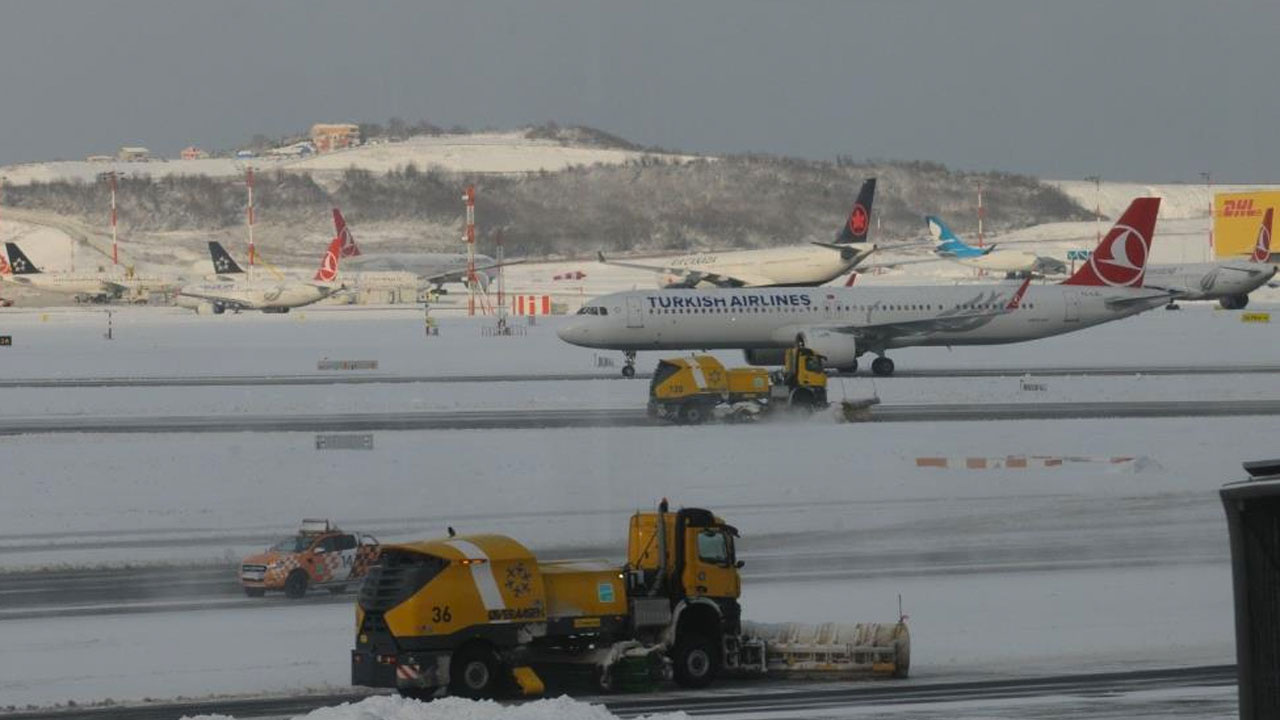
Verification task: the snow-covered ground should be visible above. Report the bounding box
[1048,180,1280,221]
[0,133,696,185]
[1,301,1274,712]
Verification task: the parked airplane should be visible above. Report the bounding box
[1142,207,1277,309]
[2,242,127,302]
[337,209,516,293]
[558,198,1171,377]
[926,216,1067,275]
[597,179,878,288]
[176,234,347,314]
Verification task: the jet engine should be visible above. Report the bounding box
[744,329,859,370]
[796,328,859,369]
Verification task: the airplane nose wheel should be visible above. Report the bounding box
[871,356,895,377]
[622,351,637,378]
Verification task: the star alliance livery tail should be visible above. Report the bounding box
[4,243,42,275]
[927,216,995,258]
[834,178,877,244]
[207,241,245,275]
[1061,197,1161,287]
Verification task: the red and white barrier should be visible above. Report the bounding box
[513,295,551,316]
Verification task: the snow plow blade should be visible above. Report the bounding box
[740,621,910,678]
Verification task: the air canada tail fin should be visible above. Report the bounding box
[1252,208,1273,263]
[208,241,244,275]
[835,178,876,244]
[4,243,41,274]
[313,234,345,282]
[332,208,362,258]
[1061,197,1161,287]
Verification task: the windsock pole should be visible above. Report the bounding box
[247,166,256,281]
[464,185,476,316]
[109,171,118,266]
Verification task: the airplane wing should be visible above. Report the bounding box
[419,259,527,287]
[596,252,768,288]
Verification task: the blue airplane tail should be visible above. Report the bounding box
[926,216,990,258]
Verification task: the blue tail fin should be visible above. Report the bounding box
[835,178,876,244]
[927,216,987,258]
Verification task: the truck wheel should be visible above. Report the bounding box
[449,644,503,699]
[671,633,720,689]
[679,403,707,425]
[283,570,309,599]
[243,587,265,598]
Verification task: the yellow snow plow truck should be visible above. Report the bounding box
[351,501,909,699]
[648,347,829,424]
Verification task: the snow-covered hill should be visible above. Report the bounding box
[0,132,697,185]
[1049,180,1280,220]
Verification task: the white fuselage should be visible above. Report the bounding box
[176,277,335,311]
[1,273,123,298]
[557,284,1170,353]
[1142,261,1276,301]
[950,249,1043,274]
[659,245,865,287]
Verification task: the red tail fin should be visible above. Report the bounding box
[1252,208,1273,263]
[313,235,344,282]
[1061,197,1160,287]
[0,253,9,276]
[332,208,361,258]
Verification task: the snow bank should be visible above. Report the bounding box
[185,694,687,720]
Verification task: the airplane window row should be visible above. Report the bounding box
[576,306,608,315]
[646,303,1035,315]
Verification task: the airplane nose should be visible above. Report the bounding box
[557,322,587,345]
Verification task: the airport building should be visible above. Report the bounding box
[310,123,361,153]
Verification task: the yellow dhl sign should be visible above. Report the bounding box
[1215,191,1280,261]
[1241,312,1270,324]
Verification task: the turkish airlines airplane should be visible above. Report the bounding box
[597,178,878,288]
[2,242,128,302]
[1142,207,1277,309]
[175,233,347,314]
[558,198,1172,376]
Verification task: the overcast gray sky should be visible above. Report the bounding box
[1,0,1275,182]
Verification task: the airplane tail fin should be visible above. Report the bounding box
[1061,197,1160,287]
[835,178,876,244]
[926,215,990,257]
[208,241,245,275]
[0,252,10,275]
[1252,208,1273,263]
[4,243,41,274]
[313,235,345,282]
[332,208,362,258]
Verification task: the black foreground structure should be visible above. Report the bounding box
[1221,458,1280,720]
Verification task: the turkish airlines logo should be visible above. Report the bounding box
[1254,223,1271,263]
[315,248,338,282]
[1088,224,1148,287]
[848,204,869,236]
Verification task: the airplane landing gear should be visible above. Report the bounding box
[871,356,895,377]
[622,351,637,378]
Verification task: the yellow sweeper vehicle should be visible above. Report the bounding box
[648,347,830,424]
[351,501,909,699]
